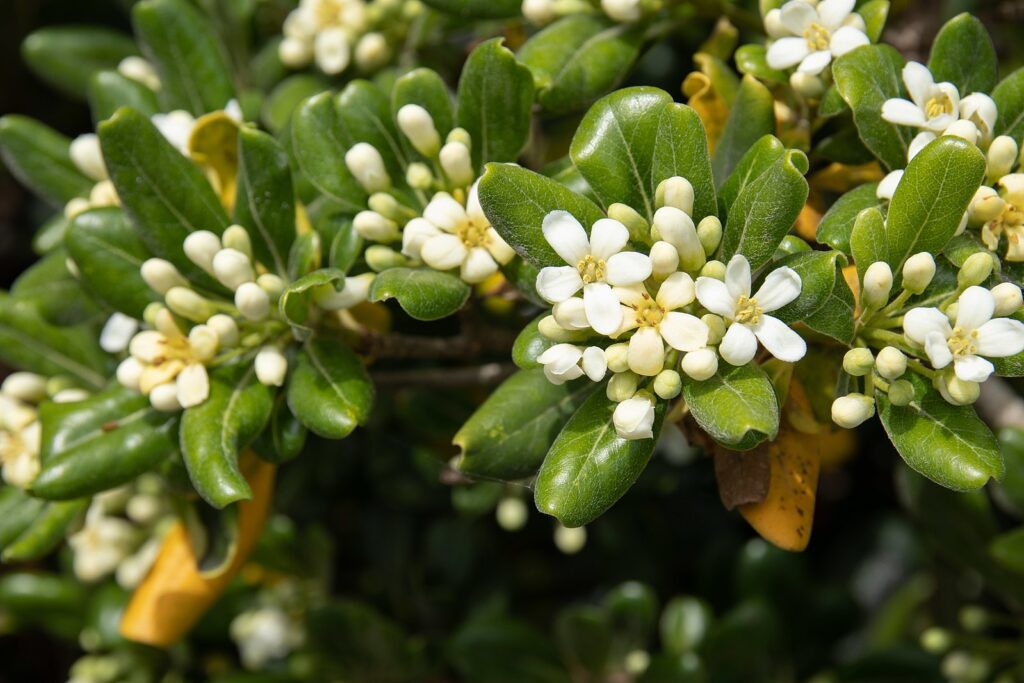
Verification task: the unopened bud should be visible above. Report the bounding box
[116,357,143,391]
[118,56,160,90]
[368,193,413,223]
[222,225,252,259]
[655,176,694,215]
[831,393,875,428]
[887,379,914,406]
[495,497,528,531]
[522,0,557,24]
[188,325,219,361]
[653,369,682,399]
[920,628,952,654]
[1,372,48,403]
[538,315,588,342]
[439,141,475,188]
[653,206,704,272]
[353,211,400,242]
[601,0,640,22]
[165,287,213,322]
[944,120,978,145]
[89,180,118,206]
[649,241,679,279]
[183,230,222,273]
[606,371,639,402]
[790,72,825,99]
[607,203,649,243]
[447,127,471,147]
[212,248,255,290]
[843,347,874,376]
[902,252,935,294]
[206,314,239,347]
[69,134,107,181]
[969,186,1006,224]
[235,282,270,320]
[604,343,629,373]
[991,282,1023,316]
[255,346,288,386]
[141,258,187,295]
[862,261,892,309]
[279,36,313,68]
[875,346,907,380]
[142,302,163,327]
[554,523,587,554]
[345,142,392,193]
[697,215,722,256]
[354,32,389,71]
[700,260,726,280]
[366,245,408,271]
[149,383,181,412]
[958,252,994,287]
[397,104,441,157]
[314,27,351,75]
[937,370,980,406]
[406,162,434,190]
[701,314,726,345]
[681,347,718,380]
[987,135,1018,182]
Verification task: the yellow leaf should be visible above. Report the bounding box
[683,71,729,154]
[119,450,275,647]
[189,111,240,212]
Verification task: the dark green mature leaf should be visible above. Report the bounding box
[455,370,597,481]
[288,231,322,281]
[98,108,230,283]
[133,0,236,115]
[21,26,137,100]
[991,527,1024,573]
[66,207,157,318]
[252,395,307,464]
[88,70,161,123]
[478,163,606,269]
[449,614,568,683]
[0,115,93,207]
[0,293,111,390]
[328,218,363,273]
[234,127,295,277]
[392,68,454,140]
[369,268,470,321]
[457,39,534,170]
[518,15,644,116]
[850,207,888,281]
[718,149,808,271]
[885,136,985,275]
[180,362,274,508]
[683,363,779,450]
[535,391,665,527]
[833,44,914,171]
[878,373,1003,491]
[290,93,368,213]
[771,250,855,343]
[418,0,520,18]
[712,76,776,188]
[928,13,997,96]
[288,337,373,439]
[279,267,342,340]
[570,87,716,222]
[993,353,1024,377]
[512,315,555,369]
[816,182,881,254]
[2,500,88,562]
[556,606,612,675]
[337,80,409,181]
[263,74,330,133]
[12,250,101,326]
[0,491,46,553]
[717,135,785,223]
[993,67,1024,141]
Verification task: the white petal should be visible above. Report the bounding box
[780,0,817,33]
[766,37,810,70]
[614,283,647,308]
[724,255,751,300]
[401,218,441,259]
[100,313,139,353]
[552,297,590,330]
[423,193,467,233]
[588,218,629,260]
[818,0,855,30]
[903,62,935,107]
[461,247,498,283]
[485,229,516,265]
[924,330,953,369]
[129,330,165,364]
[829,26,868,58]
[955,286,995,333]
[881,99,927,127]
[904,307,952,345]
[798,50,832,75]
[543,364,584,385]
[176,364,209,408]
[538,343,583,375]
[954,354,994,383]
[605,251,653,286]
[582,347,607,381]
[753,315,807,362]
[908,131,936,160]
[660,312,709,352]
[584,282,623,335]
[975,318,1024,357]
[536,266,584,303]
[466,181,487,226]
[612,397,655,440]
[421,234,468,271]
[542,211,590,265]
[753,267,802,312]
[877,170,903,199]
[695,277,735,318]
[628,327,666,376]
[655,272,695,310]
[719,322,758,366]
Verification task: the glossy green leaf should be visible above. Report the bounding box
[816,182,881,254]
[859,0,889,43]
[279,267,342,339]
[534,391,665,527]
[418,0,520,18]
[288,231,322,281]
[132,0,236,115]
[12,249,102,326]
[928,13,997,96]
[2,500,88,562]
[817,85,848,118]
[455,369,596,481]
[833,44,914,171]
[369,268,470,321]
[850,206,889,281]
[0,115,93,207]
[88,70,161,123]
[712,76,776,187]
[877,373,1003,491]
[262,74,329,133]
[570,87,716,222]
[682,362,779,450]
[252,395,307,464]
[391,68,454,140]
[512,315,556,370]
[337,80,408,180]
[771,250,855,343]
[290,93,368,213]
[734,44,787,84]
[518,15,644,116]
[180,362,274,508]
[234,127,295,277]
[457,39,534,169]
[0,491,46,553]
[21,26,137,100]
[993,67,1024,141]
[717,134,785,223]
[501,257,546,306]
[287,337,373,439]
[478,163,606,269]
[328,218,363,274]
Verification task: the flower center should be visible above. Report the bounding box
[0,431,26,464]
[734,295,763,325]
[925,93,954,119]
[456,218,489,249]
[1002,203,1024,229]
[152,336,193,365]
[576,255,606,284]
[947,327,979,357]
[802,22,831,51]
[634,294,665,328]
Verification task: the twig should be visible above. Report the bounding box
[372,362,516,388]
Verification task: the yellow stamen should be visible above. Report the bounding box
[802,22,830,51]
[577,255,606,284]
[634,294,665,328]
[456,218,489,249]
[925,94,954,119]
[947,327,979,357]
[734,295,763,325]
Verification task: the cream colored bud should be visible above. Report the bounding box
[843,348,874,376]
[140,258,187,295]
[406,162,434,190]
[653,369,682,399]
[875,346,907,380]
[88,180,118,207]
[522,0,557,24]
[118,56,160,90]
[969,186,1006,224]
[149,383,181,412]
[446,127,472,147]
[116,357,144,391]
[52,388,88,403]
[992,282,1023,316]
[700,260,726,280]
[680,348,718,381]
[183,230,222,273]
[551,297,589,330]
[607,203,649,243]
[653,206,704,272]
[366,245,408,271]
[212,248,255,291]
[439,141,475,188]
[368,193,413,223]
[655,176,694,215]
[937,370,980,406]
[345,143,392,194]
[790,72,825,99]
[222,225,252,258]
[257,274,286,301]
[958,251,994,287]
[554,524,586,554]
[234,282,270,321]
[69,134,107,181]
[142,303,163,327]
[165,287,213,322]
[537,315,589,342]
[701,314,726,345]
[1,372,48,403]
[601,0,641,22]
[495,497,528,531]
[831,393,875,428]
[314,27,351,75]
[255,346,288,386]
[649,241,680,280]
[206,314,239,347]
[604,343,630,373]
[397,104,441,157]
[279,36,313,68]
[353,211,400,242]
[188,325,219,361]
[354,32,390,71]
[696,216,722,256]
[763,8,786,38]
[902,252,936,295]
[64,197,91,220]
[987,135,1018,182]
[862,261,893,309]
[887,379,914,407]
[606,371,639,402]
[944,120,979,145]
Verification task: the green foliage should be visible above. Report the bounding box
[21,26,138,100]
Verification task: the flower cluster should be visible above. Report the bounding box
[534,176,807,440]
[522,0,648,28]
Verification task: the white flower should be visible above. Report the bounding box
[979,173,1024,261]
[614,273,710,377]
[882,62,960,133]
[405,184,515,284]
[99,313,139,353]
[960,93,998,144]
[536,212,652,335]
[116,536,162,589]
[695,255,806,366]
[314,26,351,74]
[231,607,301,670]
[126,323,217,409]
[68,506,138,583]
[765,0,869,75]
[904,286,1024,383]
[612,395,656,440]
[537,344,607,385]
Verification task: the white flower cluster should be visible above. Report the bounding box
[348,106,516,284]
[230,605,305,670]
[534,177,807,440]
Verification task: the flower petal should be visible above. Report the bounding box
[420,233,468,271]
[908,131,936,160]
[538,343,583,374]
[401,217,441,259]
[584,282,623,335]
[753,266,802,312]
[655,272,695,310]
[829,26,868,58]
[612,396,655,440]
[924,330,953,369]
[460,247,498,283]
[877,170,903,200]
[753,315,807,362]
[606,251,653,286]
[766,37,810,70]
[628,327,666,376]
[818,0,855,30]
[904,307,952,346]
[423,192,467,233]
[466,181,487,226]
[881,98,927,127]
[553,297,590,330]
[660,311,709,352]
[725,255,751,300]
[695,277,736,318]
[542,211,590,265]
[176,363,209,408]
[955,286,995,333]
[798,50,832,75]
[719,322,758,366]
[589,218,629,260]
[582,347,608,381]
[485,229,516,265]
[954,354,994,383]
[536,266,583,303]
[975,317,1024,357]
[902,61,934,106]
[780,0,817,33]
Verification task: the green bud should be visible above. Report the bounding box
[700,260,726,280]
[257,273,285,300]
[936,369,980,406]
[406,162,434,190]
[222,224,253,259]
[653,370,682,400]
[696,215,722,256]
[165,287,214,322]
[702,314,726,345]
[365,245,408,271]
[887,379,914,406]
[368,192,415,223]
[446,127,472,147]
[874,346,906,380]
[605,343,630,373]
[843,348,874,376]
[607,371,639,402]
[958,251,994,288]
[142,302,164,327]
[959,605,989,633]
[920,627,951,654]
[608,203,650,244]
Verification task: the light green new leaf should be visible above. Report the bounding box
[288,337,373,439]
[279,267,342,340]
[682,362,779,450]
[816,182,882,255]
[263,74,330,133]
[288,231,322,281]
[928,13,998,96]
[21,26,137,101]
[859,0,889,42]
[290,93,368,213]
[369,268,470,321]
[0,115,93,207]
[771,250,855,343]
[712,76,776,188]
[88,70,161,123]
[234,127,295,277]
[734,44,787,84]
[850,206,888,281]
[993,67,1024,141]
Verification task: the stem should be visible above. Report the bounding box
[907,359,935,379]
[880,289,912,316]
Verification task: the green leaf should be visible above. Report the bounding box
[660,596,713,655]
[0,491,46,553]
[66,207,157,318]
[457,39,534,170]
[12,250,102,326]
[718,149,808,271]
[33,386,178,500]
[290,93,368,213]
[771,250,855,343]
[252,395,307,464]
[682,363,779,450]
[328,217,363,273]
[279,267,341,339]
[337,80,409,181]
[993,352,1024,378]
[734,44,787,84]
[88,70,161,123]
[877,373,1003,491]
[288,231,323,281]
[885,136,985,275]
[391,68,454,141]
[234,127,295,277]
[859,0,890,43]
[455,369,597,481]
[928,13,997,96]
[570,87,717,222]
[0,293,111,390]
[712,76,776,188]
[991,527,1024,574]
[535,390,664,527]
[263,74,330,133]
[816,182,882,254]
[717,134,785,224]
[132,0,236,115]
[369,268,470,321]
[0,115,93,207]
[21,26,137,100]
[180,362,274,508]
[850,206,888,281]
[418,0,520,18]
[2,500,88,562]
[555,606,612,675]
[518,15,644,116]
[287,337,373,439]
[33,214,70,255]
[993,67,1024,141]
[478,163,605,269]
[512,315,556,369]
[98,107,230,283]
[833,44,914,171]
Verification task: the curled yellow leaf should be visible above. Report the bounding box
[189,111,240,212]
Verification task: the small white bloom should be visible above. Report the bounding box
[255,346,288,387]
[354,32,389,71]
[439,141,475,188]
[1,372,48,403]
[601,0,641,22]
[612,395,656,440]
[100,313,139,353]
[345,142,391,193]
[116,357,144,391]
[537,344,607,385]
[831,393,875,428]
[397,104,441,157]
[495,496,528,531]
[183,230,222,274]
[882,62,960,133]
[231,607,300,670]
[991,282,1023,317]
[69,134,108,181]
[0,420,41,489]
[314,26,351,75]
[176,363,210,408]
[68,507,137,582]
[765,0,869,75]
[536,211,652,335]
[695,255,806,366]
[212,248,256,290]
[904,286,1024,383]
[960,93,998,144]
